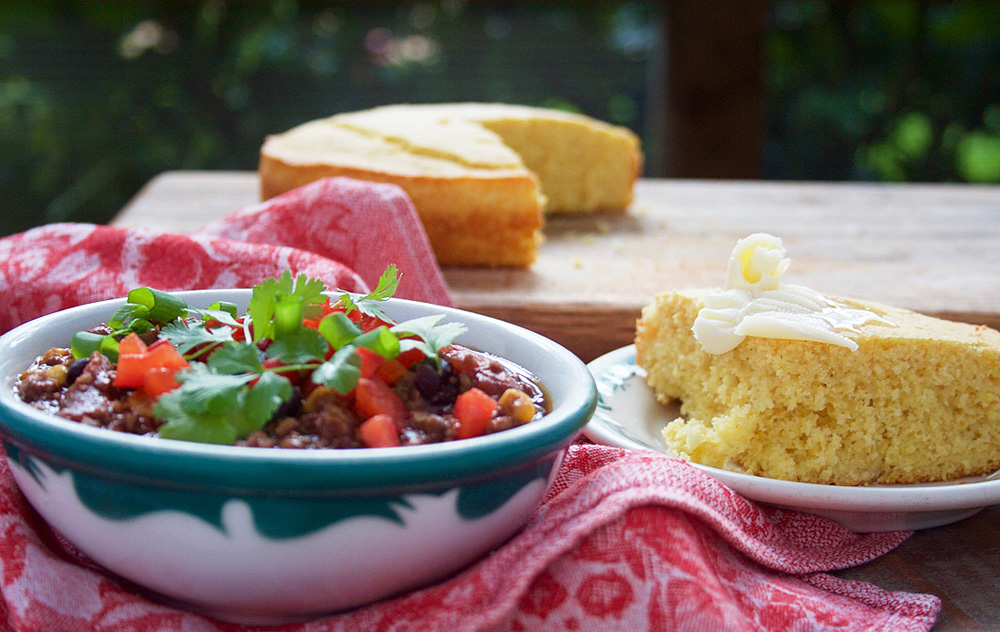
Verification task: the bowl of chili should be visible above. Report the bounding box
[0,270,597,623]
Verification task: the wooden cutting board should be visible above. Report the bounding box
[114,171,1000,361]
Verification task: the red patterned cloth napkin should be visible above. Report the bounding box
[0,177,452,333]
[196,177,452,308]
[0,177,940,631]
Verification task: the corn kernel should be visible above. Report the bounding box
[46,364,68,387]
[498,388,536,423]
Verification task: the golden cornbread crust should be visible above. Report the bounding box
[259,103,642,267]
[259,157,544,268]
[635,288,1000,486]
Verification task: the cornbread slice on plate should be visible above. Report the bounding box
[635,233,1000,486]
[259,103,642,267]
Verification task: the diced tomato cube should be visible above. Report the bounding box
[395,348,426,369]
[143,339,189,372]
[454,388,498,440]
[142,366,182,397]
[356,346,384,379]
[113,354,148,389]
[113,336,189,395]
[117,333,147,356]
[359,413,401,448]
[375,358,408,385]
[354,377,408,423]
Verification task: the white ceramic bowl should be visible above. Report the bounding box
[0,291,597,623]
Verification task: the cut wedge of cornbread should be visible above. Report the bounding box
[636,288,1000,485]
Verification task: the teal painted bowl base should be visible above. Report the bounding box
[7,450,559,623]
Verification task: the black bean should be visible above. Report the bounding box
[412,362,442,398]
[272,391,302,420]
[65,358,89,386]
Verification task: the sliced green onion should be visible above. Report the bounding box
[208,301,239,319]
[273,294,304,339]
[318,312,362,350]
[355,326,401,359]
[108,303,150,330]
[71,332,119,361]
[126,287,188,324]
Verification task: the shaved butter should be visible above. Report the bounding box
[693,233,892,354]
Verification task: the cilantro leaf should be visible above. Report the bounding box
[337,265,400,322]
[312,345,362,394]
[155,398,242,445]
[167,364,256,411]
[188,305,242,327]
[392,315,467,364]
[265,328,328,365]
[206,342,264,375]
[238,372,293,433]
[161,320,235,355]
[153,365,257,443]
[365,265,401,302]
[293,275,329,320]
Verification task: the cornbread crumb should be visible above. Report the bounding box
[635,288,1000,485]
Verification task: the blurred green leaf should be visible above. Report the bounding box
[891,111,933,161]
[858,142,907,181]
[956,132,1000,183]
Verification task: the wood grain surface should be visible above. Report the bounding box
[114,171,1000,629]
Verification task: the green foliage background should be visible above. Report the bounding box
[768,1,1000,183]
[1,1,997,237]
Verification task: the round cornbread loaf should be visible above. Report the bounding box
[259,103,643,267]
[635,288,1000,486]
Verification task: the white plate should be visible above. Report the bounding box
[585,345,1000,532]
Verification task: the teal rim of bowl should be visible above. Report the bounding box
[0,293,597,495]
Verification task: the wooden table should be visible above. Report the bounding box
[114,171,1000,630]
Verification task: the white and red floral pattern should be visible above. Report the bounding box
[0,177,941,630]
[198,177,452,307]
[0,446,940,631]
[0,223,368,336]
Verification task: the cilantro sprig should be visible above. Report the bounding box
[336,265,400,322]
